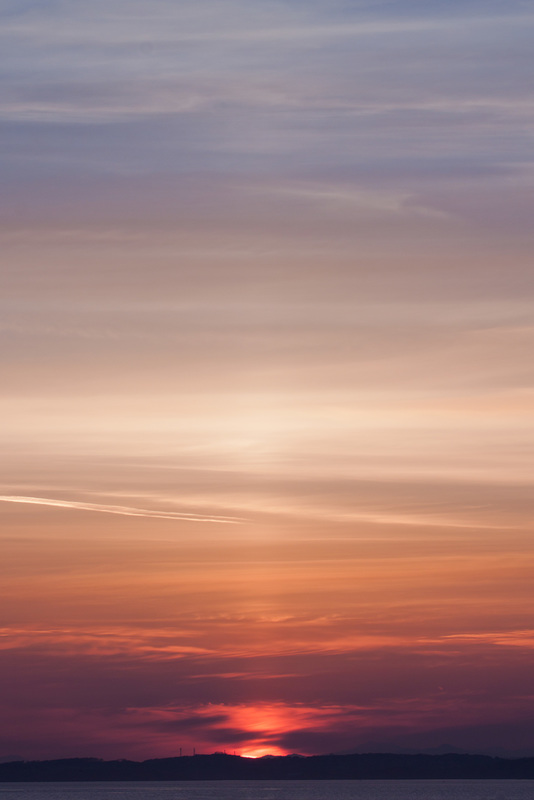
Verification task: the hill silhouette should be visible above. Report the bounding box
[1,752,534,781]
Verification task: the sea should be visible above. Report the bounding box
[0,782,532,800]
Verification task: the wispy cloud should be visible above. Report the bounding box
[441,630,534,649]
[4,10,533,47]
[0,495,244,524]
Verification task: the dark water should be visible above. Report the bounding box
[0,781,532,800]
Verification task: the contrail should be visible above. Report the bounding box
[0,495,244,524]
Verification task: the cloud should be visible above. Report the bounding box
[0,9,501,49]
[0,495,244,523]
[441,630,534,649]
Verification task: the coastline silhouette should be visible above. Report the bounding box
[1,752,534,782]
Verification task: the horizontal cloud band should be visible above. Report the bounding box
[0,495,244,524]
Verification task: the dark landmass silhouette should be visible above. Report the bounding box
[1,752,534,781]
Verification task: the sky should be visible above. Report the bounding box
[1,0,534,761]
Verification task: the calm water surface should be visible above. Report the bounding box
[0,782,532,800]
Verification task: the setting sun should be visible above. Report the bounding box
[240,747,286,759]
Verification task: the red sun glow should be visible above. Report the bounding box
[240,746,286,759]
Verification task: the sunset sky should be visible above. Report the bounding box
[1,0,534,761]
